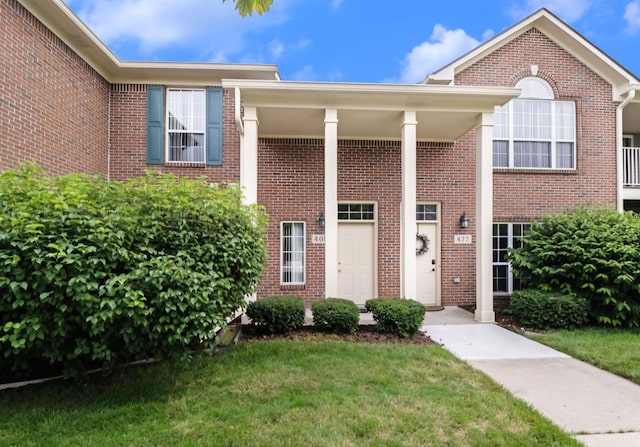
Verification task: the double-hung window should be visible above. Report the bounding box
[167,89,206,163]
[146,86,223,166]
[494,77,575,169]
[281,222,305,285]
[493,223,531,294]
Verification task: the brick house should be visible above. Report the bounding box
[3,1,640,322]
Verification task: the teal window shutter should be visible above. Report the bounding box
[206,87,223,165]
[146,85,164,165]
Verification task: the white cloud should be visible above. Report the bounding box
[331,0,343,10]
[625,1,640,35]
[482,29,496,41]
[397,24,480,84]
[509,0,591,22]
[269,39,285,59]
[69,0,291,60]
[291,65,317,81]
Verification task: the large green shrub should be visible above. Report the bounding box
[0,164,267,379]
[509,289,589,330]
[312,298,360,334]
[509,208,640,327]
[245,295,305,334]
[365,298,426,338]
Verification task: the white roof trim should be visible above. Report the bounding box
[426,9,639,101]
[17,0,280,83]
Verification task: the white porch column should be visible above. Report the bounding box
[240,107,259,206]
[324,109,339,298]
[401,111,418,299]
[240,106,259,304]
[475,112,495,322]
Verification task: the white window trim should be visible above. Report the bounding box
[166,88,206,164]
[493,222,531,295]
[337,202,377,222]
[623,134,635,148]
[416,202,439,222]
[494,77,576,171]
[280,221,306,286]
[495,99,576,170]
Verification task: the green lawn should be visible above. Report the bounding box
[0,341,580,447]
[533,327,640,385]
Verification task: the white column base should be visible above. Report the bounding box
[475,309,495,323]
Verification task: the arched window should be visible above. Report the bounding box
[493,77,575,169]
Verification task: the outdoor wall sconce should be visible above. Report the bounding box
[317,212,325,228]
[459,212,470,229]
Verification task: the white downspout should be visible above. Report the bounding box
[617,89,635,212]
[107,87,111,181]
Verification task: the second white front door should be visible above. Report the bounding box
[416,221,439,306]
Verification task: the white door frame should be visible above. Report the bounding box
[337,201,378,301]
[416,202,441,306]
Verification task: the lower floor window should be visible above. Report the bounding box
[281,222,305,285]
[493,222,531,293]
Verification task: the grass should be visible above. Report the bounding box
[0,341,581,447]
[533,327,640,385]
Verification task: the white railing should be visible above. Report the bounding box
[624,147,640,187]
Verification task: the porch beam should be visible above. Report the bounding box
[475,112,495,322]
[324,109,339,298]
[401,111,418,299]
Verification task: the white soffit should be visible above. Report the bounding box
[224,80,519,140]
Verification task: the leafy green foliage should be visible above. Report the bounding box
[509,289,589,330]
[222,0,273,16]
[0,164,267,379]
[311,298,360,334]
[245,295,305,334]
[365,298,426,338]
[509,208,640,327]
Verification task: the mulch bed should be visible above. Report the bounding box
[240,324,436,345]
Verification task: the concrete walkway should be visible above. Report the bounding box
[423,307,640,447]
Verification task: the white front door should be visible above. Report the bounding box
[338,223,375,306]
[416,222,439,306]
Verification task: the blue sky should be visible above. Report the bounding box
[64,0,640,83]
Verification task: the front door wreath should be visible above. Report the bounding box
[416,233,430,255]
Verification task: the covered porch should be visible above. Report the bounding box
[223,79,519,322]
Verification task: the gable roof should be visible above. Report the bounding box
[17,0,279,84]
[425,8,640,101]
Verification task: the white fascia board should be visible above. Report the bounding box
[425,9,640,98]
[17,0,280,84]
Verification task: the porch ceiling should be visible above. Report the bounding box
[624,102,640,135]
[224,80,520,141]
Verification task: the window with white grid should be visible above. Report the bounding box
[493,223,531,294]
[281,222,305,285]
[166,89,206,163]
[493,77,575,169]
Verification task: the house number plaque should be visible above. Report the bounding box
[312,234,326,244]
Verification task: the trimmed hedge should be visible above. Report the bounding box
[0,164,267,379]
[246,295,305,334]
[312,298,360,334]
[365,298,426,338]
[510,289,589,330]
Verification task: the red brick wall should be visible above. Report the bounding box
[456,28,617,221]
[257,138,325,306]
[417,138,478,307]
[0,0,109,176]
[257,138,474,306]
[109,85,241,182]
